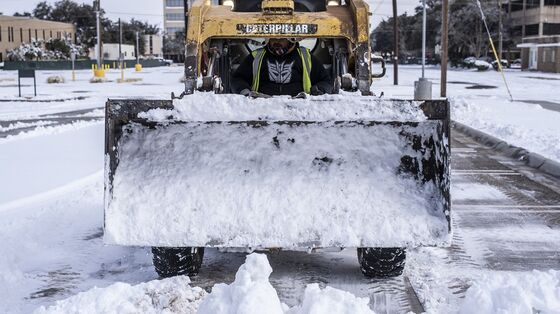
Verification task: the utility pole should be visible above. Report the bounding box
[441,0,449,97]
[498,0,503,62]
[392,0,399,85]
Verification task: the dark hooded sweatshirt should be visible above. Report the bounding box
[231,47,332,97]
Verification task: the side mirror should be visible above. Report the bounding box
[371,56,386,78]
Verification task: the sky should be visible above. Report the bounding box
[1,0,421,30]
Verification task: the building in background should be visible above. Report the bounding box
[507,0,560,72]
[0,15,76,62]
[89,43,136,61]
[143,34,163,58]
[163,0,189,38]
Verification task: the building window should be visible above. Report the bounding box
[526,0,539,9]
[28,29,32,41]
[11,27,15,42]
[20,28,23,42]
[0,26,2,42]
[544,0,559,5]
[544,49,556,63]
[525,24,539,36]
[0,52,3,62]
[166,27,184,35]
[165,13,185,21]
[543,23,560,36]
[35,29,38,39]
[166,0,183,7]
[50,30,53,38]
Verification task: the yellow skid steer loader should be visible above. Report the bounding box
[104,0,451,278]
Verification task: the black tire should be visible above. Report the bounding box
[357,247,406,278]
[151,247,205,278]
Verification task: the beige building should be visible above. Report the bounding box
[163,0,191,37]
[0,15,76,62]
[507,0,560,72]
[144,34,163,57]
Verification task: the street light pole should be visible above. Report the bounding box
[414,0,432,100]
[422,0,427,79]
[392,0,399,85]
[119,18,124,80]
[136,31,140,65]
[95,0,102,70]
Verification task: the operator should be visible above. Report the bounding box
[231,38,332,98]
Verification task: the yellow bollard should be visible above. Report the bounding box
[94,69,105,78]
[135,64,142,72]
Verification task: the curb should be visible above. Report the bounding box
[452,121,560,179]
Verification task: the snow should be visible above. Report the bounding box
[142,94,428,122]
[34,253,376,314]
[106,120,448,248]
[287,284,375,314]
[459,270,560,314]
[198,253,285,314]
[34,276,207,314]
[0,122,104,208]
[451,96,560,162]
[1,65,560,313]
[452,183,508,201]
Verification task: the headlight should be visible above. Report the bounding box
[222,0,234,8]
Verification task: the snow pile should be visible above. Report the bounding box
[287,284,375,314]
[34,276,207,314]
[140,93,427,122]
[34,253,376,314]
[452,96,560,162]
[200,253,375,314]
[106,120,449,247]
[459,270,560,314]
[198,253,285,314]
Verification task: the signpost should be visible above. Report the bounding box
[18,69,37,97]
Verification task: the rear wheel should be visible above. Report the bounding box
[357,247,406,278]
[151,247,205,278]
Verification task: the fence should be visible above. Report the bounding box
[3,59,169,71]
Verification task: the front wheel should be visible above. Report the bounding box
[151,247,205,278]
[357,247,406,278]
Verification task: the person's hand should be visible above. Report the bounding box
[250,91,272,98]
[240,89,271,98]
[293,92,307,99]
[310,85,325,96]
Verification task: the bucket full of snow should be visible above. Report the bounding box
[103,94,450,248]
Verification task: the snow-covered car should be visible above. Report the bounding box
[510,58,522,69]
[462,57,477,68]
[491,59,508,70]
[474,60,491,71]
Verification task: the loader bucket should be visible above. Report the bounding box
[104,95,450,249]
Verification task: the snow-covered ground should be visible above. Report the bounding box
[1,65,560,313]
[373,65,560,162]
